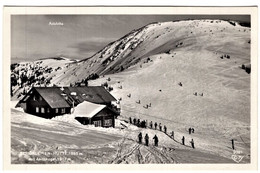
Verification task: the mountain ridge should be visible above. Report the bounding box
[11,19,250,98]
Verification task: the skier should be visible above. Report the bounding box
[137,119,140,126]
[164,125,167,134]
[188,128,191,134]
[138,132,142,144]
[150,121,153,129]
[129,117,132,124]
[182,136,185,145]
[153,135,159,147]
[141,120,146,128]
[159,123,162,131]
[192,128,195,133]
[154,122,158,130]
[171,131,174,139]
[231,139,235,150]
[133,118,136,125]
[190,139,195,149]
[145,134,149,146]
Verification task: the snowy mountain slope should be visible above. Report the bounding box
[11,57,75,99]
[11,19,251,163]
[87,46,250,163]
[54,19,250,86]
[85,20,250,162]
[11,20,250,96]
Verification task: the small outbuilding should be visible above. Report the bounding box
[73,101,116,128]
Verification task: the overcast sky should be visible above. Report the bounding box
[11,15,250,63]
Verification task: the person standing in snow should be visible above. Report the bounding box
[138,132,142,144]
[154,122,158,130]
[150,121,153,129]
[164,125,167,134]
[145,134,149,146]
[182,136,185,145]
[141,120,146,128]
[171,131,174,139]
[159,123,162,131]
[188,128,191,134]
[133,118,136,125]
[153,135,159,147]
[129,117,132,124]
[190,139,195,149]
[192,128,195,133]
[137,119,140,127]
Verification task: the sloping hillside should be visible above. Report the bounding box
[11,57,76,99]
[11,19,250,98]
[11,107,235,164]
[11,19,251,163]
[86,20,250,162]
[56,20,250,84]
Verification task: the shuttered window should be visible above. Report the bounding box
[61,108,65,113]
[55,108,59,113]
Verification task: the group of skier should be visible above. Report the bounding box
[149,121,168,134]
[138,132,159,147]
[181,136,195,149]
[188,127,195,134]
[131,117,237,151]
[131,117,195,149]
[129,117,168,133]
[129,117,147,128]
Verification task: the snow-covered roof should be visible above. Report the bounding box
[34,87,71,108]
[17,86,117,109]
[72,101,106,118]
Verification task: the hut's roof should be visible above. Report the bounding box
[72,101,106,118]
[17,86,117,109]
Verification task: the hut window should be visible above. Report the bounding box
[93,120,102,127]
[39,96,42,101]
[47,108,50,113]
[61,108,65,113]
[104,119,112,126]
[55,108,59,113]
[36,107,39,113]
[33,96,36,101]
[41,107,45,113]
